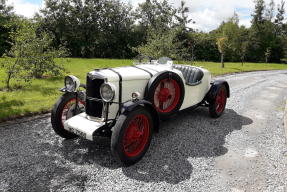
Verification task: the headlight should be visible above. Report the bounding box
[100,83,115,102]
[65,75,80,92]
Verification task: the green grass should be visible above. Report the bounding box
[0,58,286,121]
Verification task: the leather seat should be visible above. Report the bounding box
[173,64,204,86]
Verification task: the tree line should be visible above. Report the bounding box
[1,0,287,64]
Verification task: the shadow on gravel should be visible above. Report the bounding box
[60,137,120,169]
[122,108,253,184]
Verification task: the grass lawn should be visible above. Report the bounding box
[0,58,286,121]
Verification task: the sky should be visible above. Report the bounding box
[6,0,285,32]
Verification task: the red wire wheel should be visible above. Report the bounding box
[111,107,154,166]
[123,114,150,157]
[60,98,85,126]
[153,79,181,113]
[215,88,227,114]
[51,93,85,139]
[209,86,227,118]
[145,72,184,119]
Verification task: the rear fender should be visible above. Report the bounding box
[121,100,160,133]
[205,80,230,103]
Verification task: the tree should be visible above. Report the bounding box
[216,37,228,68]
[0,0,15,56]
[265,0,275,21]
[1,19,67,90]
[239,41,249,66]
[135,0,192,60]
[265,47,272,63]
[252,0,265,26]
[275,0,285,35]
[237,26,250,66]
[136,0,176,33]
[136,28,183,59]
[39,0,135,58]
[190,32,219,62]
[174,1,195,60]
[175,1,193,30]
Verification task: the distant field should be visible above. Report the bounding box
[0,58,286,121]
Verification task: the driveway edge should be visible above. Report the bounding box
[0,113,51,128]
[284,100,287,142]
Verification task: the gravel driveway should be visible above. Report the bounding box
[0,70,287,192]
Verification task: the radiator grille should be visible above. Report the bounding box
[86,76,104,117]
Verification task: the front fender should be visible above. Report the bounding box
[121,100,160,133]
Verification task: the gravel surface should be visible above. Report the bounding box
[0,70,287,192]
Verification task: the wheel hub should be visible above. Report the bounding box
[158,88,171,103]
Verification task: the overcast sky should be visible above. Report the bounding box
[6,0,286,32]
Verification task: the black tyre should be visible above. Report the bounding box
[51,93,85,139]
[111,107,154,166]
[209,85,227,118]
[145,72,184,119]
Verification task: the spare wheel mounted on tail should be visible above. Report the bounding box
[145,71,185,119]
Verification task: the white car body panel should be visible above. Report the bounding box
[64,113,105,141]
[104,64,211,119]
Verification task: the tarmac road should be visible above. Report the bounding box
[0,70,287,192]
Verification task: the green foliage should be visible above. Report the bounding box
[136,28,184,59]
[136,0,176,32]
[216,37,228,54]
[0,0,15,56]
[136,0,191,60]
[216,37,228,68]
[39,0,135,58]
[189,32,219,61]
[1,19,68,90]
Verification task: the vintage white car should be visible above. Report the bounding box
[51,57,230,165]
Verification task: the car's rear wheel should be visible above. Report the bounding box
[51,93,85,139]
[111,107,153,166]
[146,72,184,119]
[209,86,227,118]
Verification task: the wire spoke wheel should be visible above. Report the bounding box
[52,93,86,139]
[215,88,227,114]
[153,78,180,113]
[61,99,85,126]
[123,114,150,157]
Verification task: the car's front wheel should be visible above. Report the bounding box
[51,93,85,139]
[111,107,154,166]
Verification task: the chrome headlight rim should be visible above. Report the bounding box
[100,82,116,102]
[64,75,80,92]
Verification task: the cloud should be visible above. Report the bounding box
[7,0,42,18]
[126,0,256,31]
[6,0,286,31]
[173,0,286,31]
